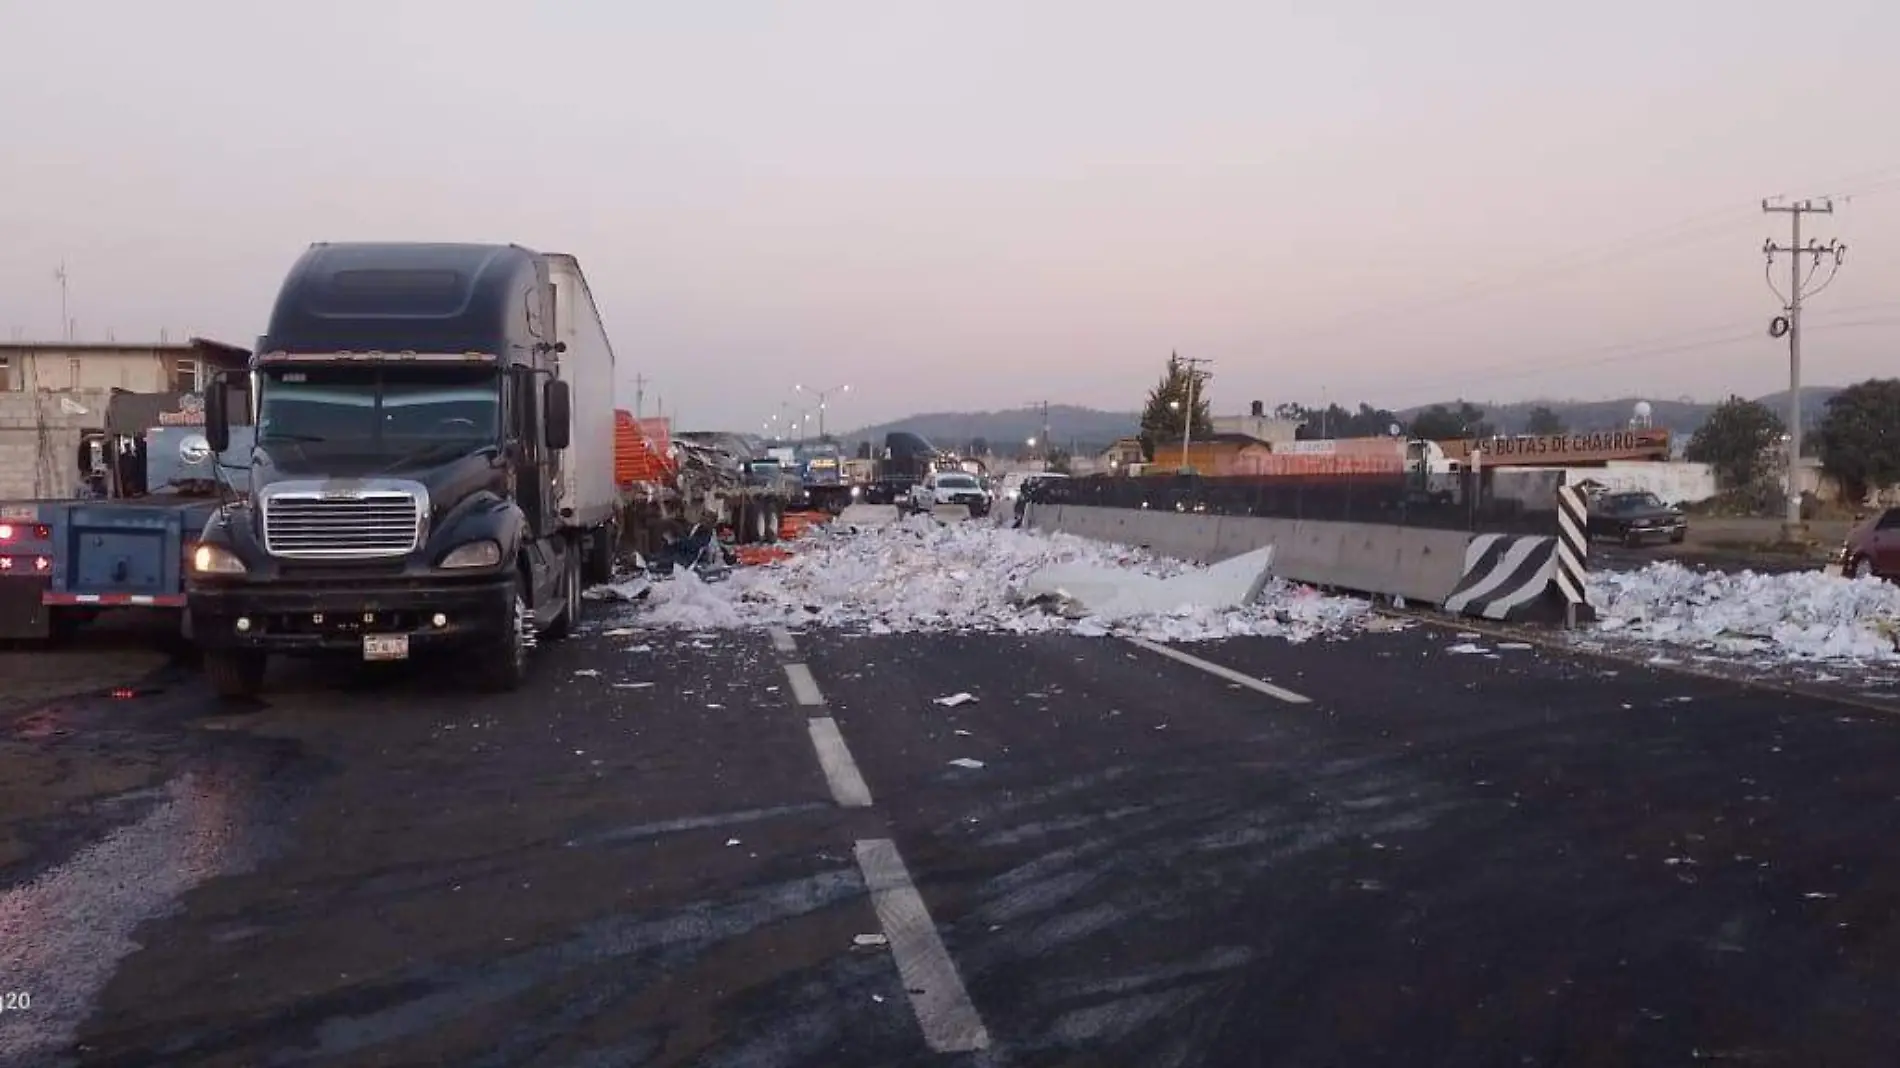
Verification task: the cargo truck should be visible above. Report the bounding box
[185,242,617,697]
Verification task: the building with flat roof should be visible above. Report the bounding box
[0,337,249,395]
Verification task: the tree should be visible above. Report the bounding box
[1817,378,1900,503]
[1046,447,1074,474]
[1685,395,1784,489]
[969,436,990,458]
[1524,405,1567,435]
[1137,351,1213,461]
[1407,400,1493,441]
[855,440,872,460]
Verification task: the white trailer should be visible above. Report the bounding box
[546,253,623,583]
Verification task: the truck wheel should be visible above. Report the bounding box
[763,504,782,544]
[753,504,772,544]
[204,650,267,700]
[545,550,582,642]
[474,574,531,693]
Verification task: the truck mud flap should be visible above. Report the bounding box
[0,578,54,640]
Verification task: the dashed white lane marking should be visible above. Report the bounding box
[768,626,799,654]
[783,663,825,706]
[807,717,875,808]
[1125,637,1312,704]
[854,837,991,1053]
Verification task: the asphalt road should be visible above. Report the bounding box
[5,613,1900,1066]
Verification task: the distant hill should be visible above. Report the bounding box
[841,405,1139,455]
[837,388,1843,458]
[1399,386,1841,436]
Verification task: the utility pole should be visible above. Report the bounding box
[54,262,69,341]
[1178,356,1213,470]
[1762,198,1845,538]
[631,373,649,418]
[1021,401,1052,469]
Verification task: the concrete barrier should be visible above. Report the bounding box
[1024,503,1565,622]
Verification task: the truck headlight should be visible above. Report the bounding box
[191,543,247,575]
[439,540,502,569]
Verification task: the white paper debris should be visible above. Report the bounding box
[948,758,986,769]
[613,681,655,689]
[853,933,889,947]
[1016,545,1276,621]
[610,515,1372,643]
[1497,642,1534,651]
[1444,643,1489,655]
[1589,562,1900,662]
[573,669,601,677]
[933,692,978,707]
[601,627,637,637]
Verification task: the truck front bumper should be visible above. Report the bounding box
[188,578,513,655]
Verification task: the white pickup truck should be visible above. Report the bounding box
[907,470,993,517]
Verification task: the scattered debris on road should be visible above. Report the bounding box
[601,515,1372,643]
[1590,562,1900,662]
[933,692,979,707]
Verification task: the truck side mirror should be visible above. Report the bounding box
[205,374,231,453]
[544,379,572,451]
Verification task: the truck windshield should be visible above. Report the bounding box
[258,366,499,456]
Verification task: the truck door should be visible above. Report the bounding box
[509,365,552,535]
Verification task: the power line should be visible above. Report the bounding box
[1267,205,1761,350]
[1259,162,1900,358]
[1368,308,1900,403]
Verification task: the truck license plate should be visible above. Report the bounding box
[363,634,410,661]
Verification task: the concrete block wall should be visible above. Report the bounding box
[1026,503,1476,607]
[0,390,113,499]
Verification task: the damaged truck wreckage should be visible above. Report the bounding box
[185,242,619,697]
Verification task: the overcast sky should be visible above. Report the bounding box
[2,0,1897,431]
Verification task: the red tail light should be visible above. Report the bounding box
[0,523,50,542]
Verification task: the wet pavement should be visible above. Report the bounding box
[4,613,1900,1065]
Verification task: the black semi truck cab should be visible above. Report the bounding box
[187,242,616,698]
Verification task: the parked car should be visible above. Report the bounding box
[1836,506,1900,580]
[1587,491,1687,547]
[908,470,992,517]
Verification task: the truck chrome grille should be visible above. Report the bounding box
[263,491,423,559]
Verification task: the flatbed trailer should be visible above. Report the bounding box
[0,388,253,644]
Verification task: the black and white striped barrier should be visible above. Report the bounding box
[1555,484,1591,626]
[1441,534,1560,622]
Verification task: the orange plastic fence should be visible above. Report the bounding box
[778,510,829,540]
[614,411,675,487]
[735,545,795,566]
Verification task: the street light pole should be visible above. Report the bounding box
[795,383,850,438]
